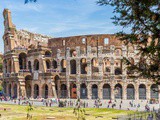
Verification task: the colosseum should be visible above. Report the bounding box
[2,9,160,102]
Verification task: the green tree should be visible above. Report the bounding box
[25,0,37,4]
[97,0,160,85]
[0,85,3,91]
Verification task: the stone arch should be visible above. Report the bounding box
[61,59,66,72]
[25,75,32,81]
[92,84,98,99]
[115,48,122,56]
[103,58,110,74]
[52,59,57,69]
[114,59,122,75]
[46,59,51,69]
[128,45,134,53]
[25,75,32,98]
[26,84,31,98]
[70,83,77,99]
[34,84,39,99]
[139,84,146,99]
[70,59,76,74]
[80,83,87,99]
[150,84,159,99]
[54,75,60,97]
[61,84,67,98]
[70,49,77,57]
[127,84,135,99]
[42,84,48,99]
[45,50,51,57]
[103,84,111,99]
[115,68,122,75]
[115,83,123,99]
[19,52,27,70]
[91,58,99,73]
[34,59,39,70]
[80,58,87,74]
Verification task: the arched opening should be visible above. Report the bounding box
[34,59,39,70]
[52,59,57,69]
[42,84,48,99]
[61,84,67,98]
[55,75,60,97]
[92,84,98,99]
[127,84,135,99]
[80,58,87,74]
[46,59,51,69]
[45,51,51,57]
[115,84,123,99]
[61,59,66,72]
[115,49,122,56]
[25,75,32,98]
[13,84,17,98]
[34,84,39,99]
[115,68,122,75]
[80,83,87,99]
[70,49,77,57]
[28,61,32,72]
[103,58,110,75]
[8,84,11,97]
[19,53,27,70]
[151,84,159,99]
[70,84,77,99]
[91,58,99,73]
[26,84,31,98]
[103,84,111,99]
[70,60,76,74]
[139,84,146,99]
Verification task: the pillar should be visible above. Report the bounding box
[135,83,139,100]
[123,84,127,100]
[146,84,151,100]
[111,84,115,100]
[87,84,91,99]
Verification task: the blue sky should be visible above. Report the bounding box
[0,0,124,53]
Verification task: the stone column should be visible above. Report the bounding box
[111,84,115,100]
[31,84,34,98]
[98,57,103,76]
[76,83,80,98]
[17,83,20,98]
[87,84,91,99]
[135,83,139,100]
[123,84,127,100]
[87,59,91,76]
[76,59,80,75]
[146,84,151,100]
[110,57,114,75]
[98,83,103,99]
[39,85,42,98]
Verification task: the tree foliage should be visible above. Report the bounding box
[97,0,160,84]
[25,0,37,4]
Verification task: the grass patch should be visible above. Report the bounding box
[0,103,136,120]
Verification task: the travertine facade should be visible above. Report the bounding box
[2,9,160,101]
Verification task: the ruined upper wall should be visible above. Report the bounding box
[3,9,51,53]
[48,34,123,56]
